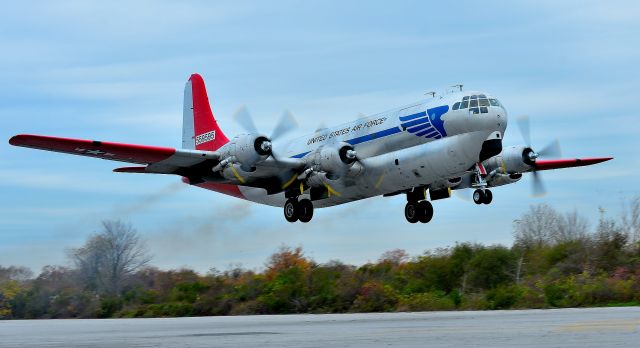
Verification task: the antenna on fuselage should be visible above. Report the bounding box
[451,84,463,92]
[425,91,436,98]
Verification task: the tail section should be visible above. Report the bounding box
[182,73,230,151]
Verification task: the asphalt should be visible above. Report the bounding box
[1,307,639,347]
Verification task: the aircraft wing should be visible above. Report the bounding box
[533,157,613,171]
[9,134,220,174]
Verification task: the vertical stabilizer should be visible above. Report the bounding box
[182,74,230,151]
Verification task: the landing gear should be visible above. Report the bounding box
[405,201,420,223]
[473,189,493,205]
[283,198,314,223]
[418,200,434,223]
[405,198,433,224]
[298,199,314,223]
[284,198,299,222]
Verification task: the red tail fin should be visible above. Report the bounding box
[182,73,230,151]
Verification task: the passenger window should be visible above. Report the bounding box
[461,100,469,108]
[453,102,461,110]
[489,99,499,106]
[469,107,479,114]
[479,99,489,107]
[462,96,469,101]
[480,106,488,113]
[469,99,478,107]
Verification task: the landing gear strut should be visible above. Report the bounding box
[471,162,493,205]
[283,198,314,223]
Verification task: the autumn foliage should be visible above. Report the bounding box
[1,199,640,319]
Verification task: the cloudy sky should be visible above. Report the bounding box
[1,1,639,273]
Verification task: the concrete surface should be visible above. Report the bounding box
[1,307,639,347]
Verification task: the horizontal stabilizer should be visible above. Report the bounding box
[534,157,613,171]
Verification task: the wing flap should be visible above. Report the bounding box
[534,157,613,171]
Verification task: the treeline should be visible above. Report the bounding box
[1,199,639,319]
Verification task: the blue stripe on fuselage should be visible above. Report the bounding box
[289,126,402,158]
[400,116,429,128]
[399,111,427,122]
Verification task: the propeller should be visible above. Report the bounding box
[232,106,299,157]
[516,115,562,197]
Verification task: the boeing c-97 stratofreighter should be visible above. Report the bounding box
[9,74,612,223]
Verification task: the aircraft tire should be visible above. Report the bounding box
[298,199,314,223]
[405,202,420,223]
[483,190,493,204]
[418,201,433,223]
[473,189,485,205]
[284,199,299,222]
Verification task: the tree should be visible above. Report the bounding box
[513,204,561,249]
[69,220,151,296]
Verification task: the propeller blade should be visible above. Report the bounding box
[233,106,258,134]
[531,171,546,197]
[271,110,298,140]
[516,115,532,147]
[538,139,562,158]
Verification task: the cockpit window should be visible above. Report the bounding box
[454,95,502,112]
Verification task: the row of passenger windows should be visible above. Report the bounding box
[452,95,501,114]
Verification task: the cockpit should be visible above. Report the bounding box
[452,94,503,115]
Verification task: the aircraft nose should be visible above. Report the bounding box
[495,108,507,135]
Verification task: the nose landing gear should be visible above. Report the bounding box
[471,162,493,205]
[473,189,493,205]
[284,198,314,223]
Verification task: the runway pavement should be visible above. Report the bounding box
[1,307,639,347]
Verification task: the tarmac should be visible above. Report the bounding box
[1,307,639,347]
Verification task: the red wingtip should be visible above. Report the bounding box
[9,134,29,146]
[535,157,614,171]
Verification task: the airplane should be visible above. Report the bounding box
[9,74,612,223]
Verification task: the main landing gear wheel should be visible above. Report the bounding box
[284,198,299,222]
[473,189,493,205]
[405,202,420,223]
[483,190,493,204]
[298,199,314,223]
[418,201,433,223]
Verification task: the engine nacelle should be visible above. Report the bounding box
[488,172,523,187]
[218,134,271,171]
[483,145,535,174]
[312,143,359,179]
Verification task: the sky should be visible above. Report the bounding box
[1,1,639,273]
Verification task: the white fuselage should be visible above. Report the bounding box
[239,91,507,208]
